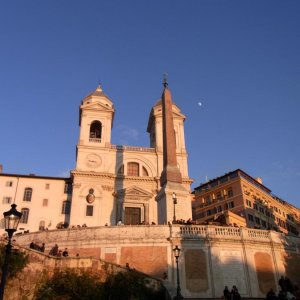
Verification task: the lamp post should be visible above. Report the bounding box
[173,245,183,300]
[0,204,22,300]
[172,192,177,224]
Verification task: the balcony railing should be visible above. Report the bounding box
[110,145,156,152]
[89,138,101,143]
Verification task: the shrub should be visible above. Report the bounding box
[36,268,166,300]
[0,245,28,278]
[35,269,104,300]
[104,271,166,300]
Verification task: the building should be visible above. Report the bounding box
[192,169,300,235]
[0,84,193,234]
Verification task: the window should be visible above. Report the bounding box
[255,217,261,225]
[20,208,29,224]
[5,181,13,187]
[2,197,12,204]
[45,183,50,189]
[127,162,139,176]
[43,199,48,207]
[89,121,102,141]
[23,188,32,201]
[254,204,258,211]
[219,176,228,183]
[216,192,222,200]
[142,166,148,176]
[86,205,94,216]
[39,220,45,231]
[225,201,234,209]
[64,183,72,194]
[210,181,218,188]
[246,200,252,207]
[61,201,71,214]
[227,188,233,198]
[217,206,222,212]
[248,214,254,222]
[205,195,211,204]
[259,207,264,214]
[229,172,238,179]
[261,220,267,228]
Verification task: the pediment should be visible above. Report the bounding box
[82,102,114,112]
[117,186,153,199]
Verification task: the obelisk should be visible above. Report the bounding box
[160,79,182,186]
[156,78,191,224]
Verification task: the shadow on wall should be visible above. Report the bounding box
[283,236,300,288]
[112,146,124,226]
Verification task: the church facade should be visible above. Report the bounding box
[0,85,193,234]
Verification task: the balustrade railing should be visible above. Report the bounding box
[177,225,280,242]
[110,145,156,152]
[89,138,101,143]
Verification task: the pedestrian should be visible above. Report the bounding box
[62,248,69,257]
[224,286,231,300]
[266,288,277,300]
[49,244,58,256]
[231,286,241,300]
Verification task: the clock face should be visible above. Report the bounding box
[85,154,101,168]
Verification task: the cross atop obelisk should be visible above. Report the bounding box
[160,77,182,187]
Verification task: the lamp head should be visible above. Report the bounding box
[173,245,181,258]
[172,192,177,204]
[3,204,22,234]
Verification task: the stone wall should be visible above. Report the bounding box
[13,224,300,299]
[1,245,165,300]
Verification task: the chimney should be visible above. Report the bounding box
[255,177,263,184]
[0,164,3,173]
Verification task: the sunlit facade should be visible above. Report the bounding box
[192,169,300,235]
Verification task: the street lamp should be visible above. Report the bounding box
[172,192,177,224]
[173,245,183,300]
[0,204,22,300]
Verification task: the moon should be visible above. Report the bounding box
[198,102,202,106]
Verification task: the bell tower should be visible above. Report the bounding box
[70,86,116,228]
[75,85,115,171]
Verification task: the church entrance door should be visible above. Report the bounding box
[124,207,141,225]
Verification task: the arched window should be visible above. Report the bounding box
[127,162,139,176]
[20,208,29,223]
[23,188,32,202]
[39,220,45,231]
[89,121,102,142]
[142,166,149,176]
[61,201,71,214]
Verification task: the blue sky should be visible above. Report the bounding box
[0,1,299,207]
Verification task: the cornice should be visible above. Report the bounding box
[71,170,116,179]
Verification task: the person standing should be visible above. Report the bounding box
[223,286,231,300]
